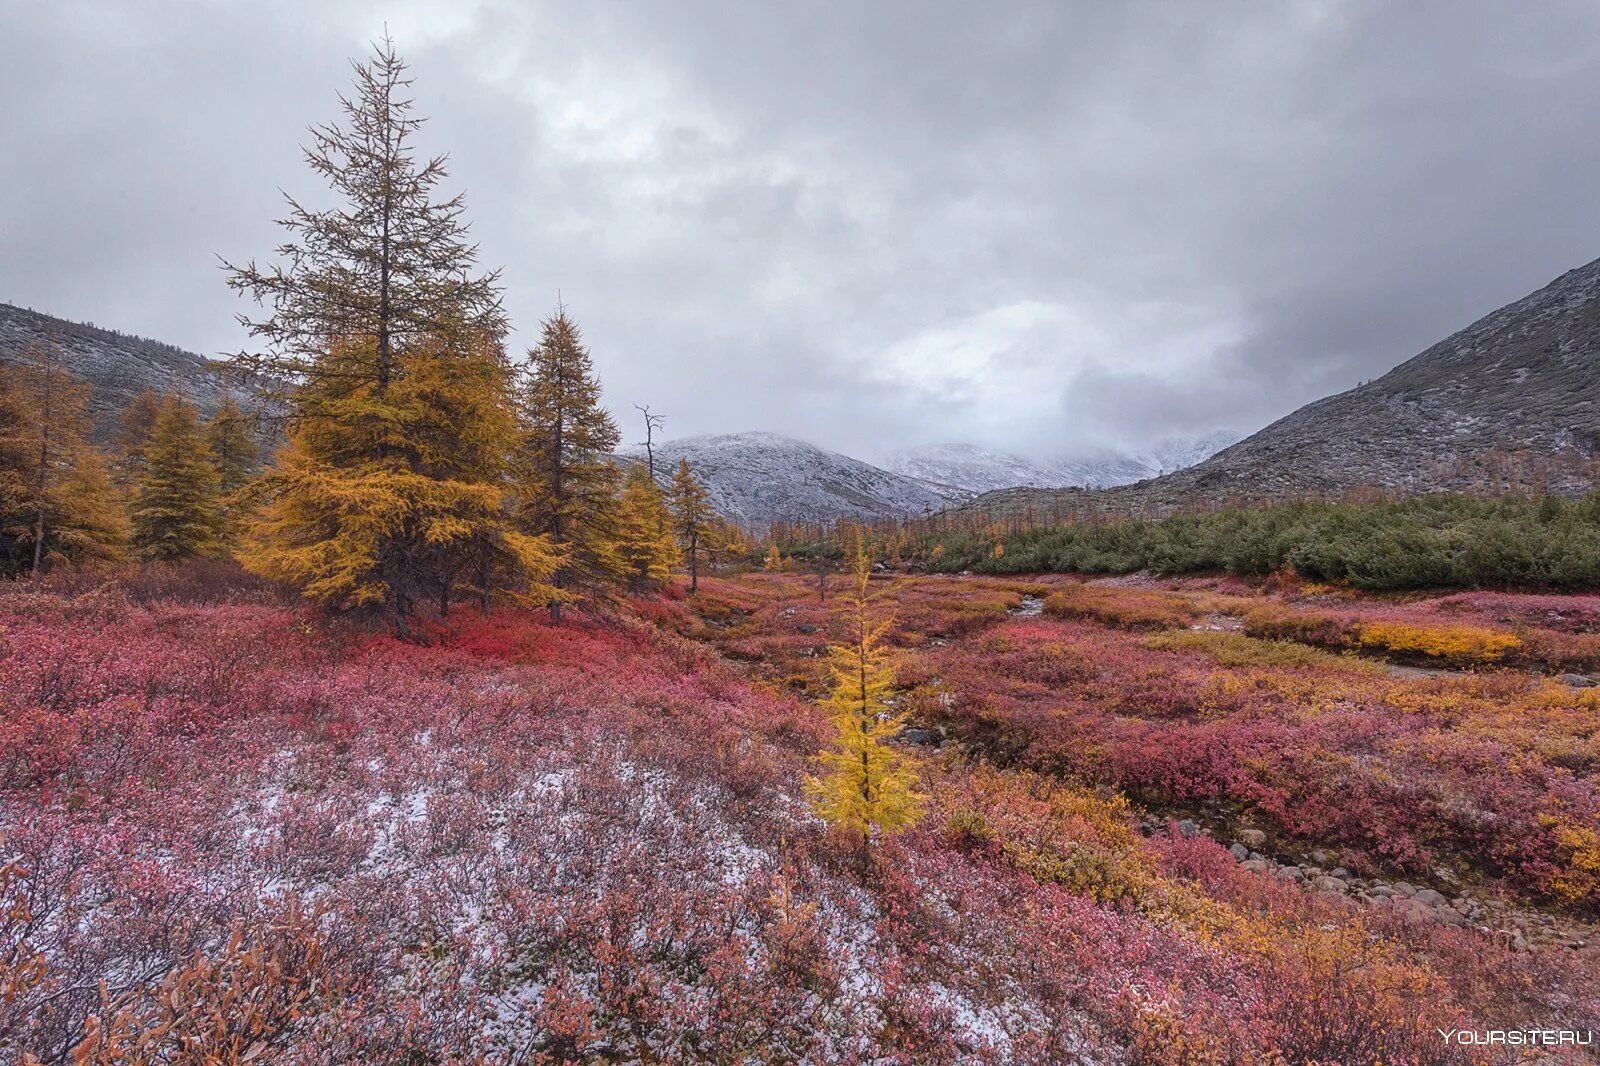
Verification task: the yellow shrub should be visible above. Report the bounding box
[1354,621,1521,665]
[1144,630,1379,673]
[1538,814,1600,905]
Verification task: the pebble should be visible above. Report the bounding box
[1237,828,1267,848]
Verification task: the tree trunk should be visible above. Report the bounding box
[31,359,53,579]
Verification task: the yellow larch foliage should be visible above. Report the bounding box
[240,331,561,620]
[806,550,922,839]
[615,464,678,592]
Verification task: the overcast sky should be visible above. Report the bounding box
[5,1,1600,462]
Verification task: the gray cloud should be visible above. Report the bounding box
[5,0,1600,462]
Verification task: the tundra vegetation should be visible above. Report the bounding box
[2,36,1599,1066]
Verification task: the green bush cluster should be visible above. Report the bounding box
[923,494,1600,590]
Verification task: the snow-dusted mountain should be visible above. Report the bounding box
[883,443,1064,494]
[1142,430,1242,476]
[886,432,1241,494]
[637,432,965,528]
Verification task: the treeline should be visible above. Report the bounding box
[906,494,1600,590]
[0,38,739,627]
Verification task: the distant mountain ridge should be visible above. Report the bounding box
[963,257,1600,518]
[886,431,1240,494]
[0,303,247,439]
[633,432,965,528]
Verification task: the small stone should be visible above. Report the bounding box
[1559,672,1597,687]
[1237,829,1267,848]
[1309,848,1335,866]
[1368,885,1397,898]
[898,727,940,746]
[1175,819,1200,839]
[1310,875,1348,894]
[1229,843,1250,860]
[1248,851,1265,861]
[1275,865,1306,882]
[1392,882,1418,897]
[1330,867,1352,879]
[1241,859,1274,874]
[1413,888,1449,908]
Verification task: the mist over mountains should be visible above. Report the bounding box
[885,431,1241,495]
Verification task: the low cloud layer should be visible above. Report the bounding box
[7,1,1600,461]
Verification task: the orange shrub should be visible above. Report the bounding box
[1043,585,1198,631]
[1241,604,1352,648]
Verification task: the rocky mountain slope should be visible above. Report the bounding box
[637,432,965,528]
[964,258,1600,518]
[0,303,247,439]
[887,431,1239,494]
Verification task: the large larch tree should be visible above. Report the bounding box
[222,37,552,625]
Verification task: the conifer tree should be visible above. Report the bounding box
[0,345,127,576]
[806,550,922,839]
[130,397,226,561]
[516,308,622,619]
[223,35,504,410]
[205,396,258,495]
[241,328,560,620]
[669,457,712,594]
[764,542,784,571]
[115,388,165,485]
[0,367,38,570]
[204,395,260,545]
[615,465,678,592]
[221,37,551,625]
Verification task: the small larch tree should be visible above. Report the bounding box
[806,550,922,839]
[204,395,260,545]
[516,307,622,619]
[114,388,165,485]
[668,458,712,594]
[615,464,678,592]
[130,396,227,561]
[205,395,258,495]
[0,345,127,577]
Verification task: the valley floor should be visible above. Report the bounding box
[2,572,1598,1062]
